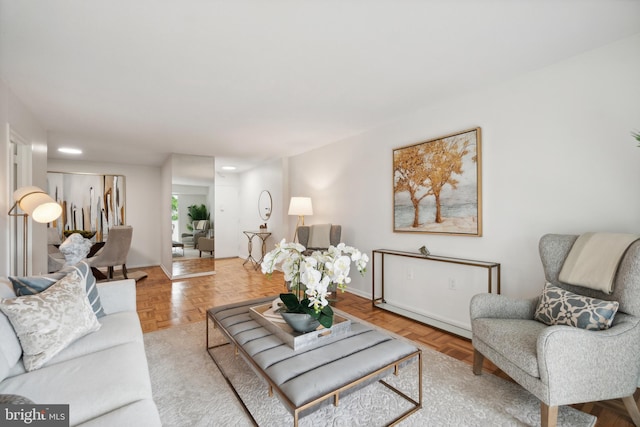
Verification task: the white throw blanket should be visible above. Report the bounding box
[559,232,640,294]
[308,224,332,248]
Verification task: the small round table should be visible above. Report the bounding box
[242,230,271,270]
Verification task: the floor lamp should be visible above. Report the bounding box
[288,197,313,242]
[8,186,62,275]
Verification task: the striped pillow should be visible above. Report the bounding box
[9,261,105,318]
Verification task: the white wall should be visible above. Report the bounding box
[160,157,172,277]
[286,33,640,300]
[0,79,49,277]
[238,159,288,262]
[47,159,162,268]
[5,34,639,287]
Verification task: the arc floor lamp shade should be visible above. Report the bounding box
[9,186,62,275]
[13,186,62,223]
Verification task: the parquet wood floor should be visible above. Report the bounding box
[171,256,216,277]
[132,258,638,427]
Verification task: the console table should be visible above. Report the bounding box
[371,249,500,338]
[242,230,271,270]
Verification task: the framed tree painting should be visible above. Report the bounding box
[393,127,482,236]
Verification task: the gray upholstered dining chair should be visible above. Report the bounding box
[470,234,640,427]
[47,228,66,273]
[86,226,133,279]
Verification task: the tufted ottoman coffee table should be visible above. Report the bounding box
[206,296,422,426]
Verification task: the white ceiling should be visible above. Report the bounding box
[1,1,639,172]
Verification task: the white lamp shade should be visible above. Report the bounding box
[14,186,62,223]
[288,197,313,216]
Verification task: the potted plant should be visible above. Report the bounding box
[261,239,369,331]
[186,204,209,231]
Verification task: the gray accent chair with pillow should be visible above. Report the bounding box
[297,224,341,255]
[295,225,342,298]
[470,234,640,427]
[181,220,210,249]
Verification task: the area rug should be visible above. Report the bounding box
[144,322,596,427]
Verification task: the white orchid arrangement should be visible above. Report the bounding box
[261,239,369,328]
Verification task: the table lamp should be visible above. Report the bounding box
[288,197,313,242]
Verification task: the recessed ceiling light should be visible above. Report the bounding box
[58,147,82,155]
[222,166,236,171]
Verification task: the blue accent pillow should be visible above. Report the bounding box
[534,282,618,330]
[9,261,105,318]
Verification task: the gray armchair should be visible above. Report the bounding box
[471,234,640,427]
[295,225,342,297]
[297,224,341,255]
[181,220,209,249]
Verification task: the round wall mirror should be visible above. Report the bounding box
[258,190,272,220]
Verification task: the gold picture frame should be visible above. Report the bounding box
[393,127,482,236]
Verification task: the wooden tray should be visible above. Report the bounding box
[249,302,352,351]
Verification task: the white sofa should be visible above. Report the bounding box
[0,277,161,426]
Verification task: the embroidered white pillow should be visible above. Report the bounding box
[0,270,101,371]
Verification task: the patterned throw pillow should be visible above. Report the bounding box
[0,394,35,404]
[9,261,105,317]
[534,282,619,330]
[0,271,101,371]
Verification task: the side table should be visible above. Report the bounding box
[242,230,271,270]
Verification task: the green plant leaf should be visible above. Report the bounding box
[279,293,301,312]
[320,304,333,317]
[300,303,316,317]
[187,204,210,221]
[317,304,334,328]
[171,195,179,221]
[318,312,334,328]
